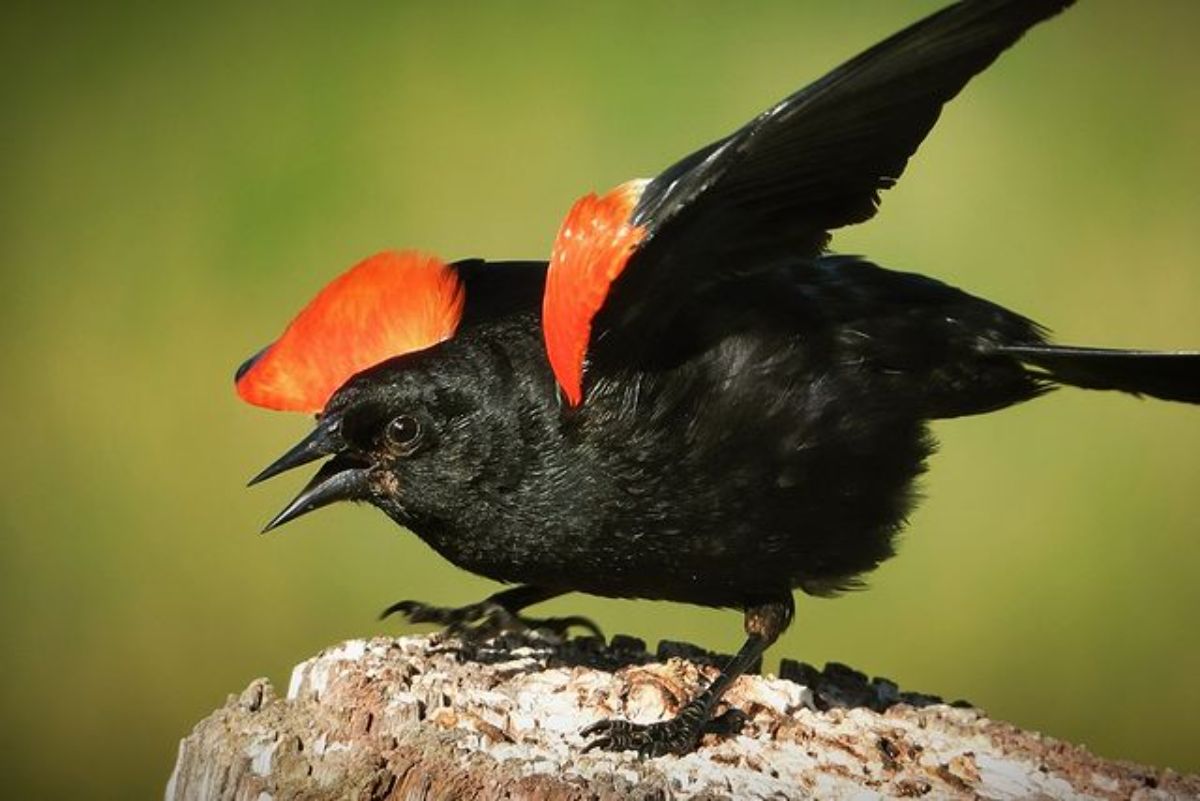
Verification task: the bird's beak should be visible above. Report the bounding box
[248,421,340,486]
[261,454,371,533]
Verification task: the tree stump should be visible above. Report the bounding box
[167,634,1198,800]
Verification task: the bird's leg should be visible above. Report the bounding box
[380,584,602,641]
[583,594,794,757]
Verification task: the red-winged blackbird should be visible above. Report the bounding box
[236,0,1199,756]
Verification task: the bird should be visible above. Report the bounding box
[234,0,1199,757]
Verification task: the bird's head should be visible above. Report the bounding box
[234,249,496,532]
[248,352,490,532]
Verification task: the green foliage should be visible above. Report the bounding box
[1,2,1198,797]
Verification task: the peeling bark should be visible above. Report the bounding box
[167,635,1198,800]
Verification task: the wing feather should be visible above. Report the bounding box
[546,0,1076,404]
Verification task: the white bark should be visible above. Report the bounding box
[167,634,1198,800]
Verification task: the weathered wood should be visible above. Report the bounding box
[167,634,1198,800]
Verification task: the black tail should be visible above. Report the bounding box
[996,344,1200,404]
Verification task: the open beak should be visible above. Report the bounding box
[247,421,340,486]
[260,454,371,533]
[249,418,371,533]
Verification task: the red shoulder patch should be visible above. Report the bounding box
[543,180,648,406]
[236,250,465,413]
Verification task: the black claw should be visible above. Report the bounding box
[580,720,624,754]
[381,597,602,644]
[704,707,749,737]
[581,703,716,757]
[582,736,611,753]
[534,614,605,639]
[378,600,420,621]
[380,598,488,627]
[379,598,525,643]
[580,719,613,738]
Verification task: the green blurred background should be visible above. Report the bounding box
[2,2,1198,797]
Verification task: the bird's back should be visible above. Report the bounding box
[408,257,1060,605]
[556,258,1043,602]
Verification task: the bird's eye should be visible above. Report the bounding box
[383,414,423,454]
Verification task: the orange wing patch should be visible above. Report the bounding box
[543,180,648,406]
[236,250,465,413]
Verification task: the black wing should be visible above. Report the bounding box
[593,0,1075,357]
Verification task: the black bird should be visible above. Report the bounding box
[235,0,1199,756]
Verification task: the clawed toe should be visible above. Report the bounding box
[521,613,604,640]
[379,599,461,624]
[581,715,703,757]
[703,706,748,736]
[379,598,602,643]
[379,599,504,640]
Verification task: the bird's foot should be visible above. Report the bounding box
[582,700,743,757]
[380,598,602,643]
[380,599,520,641]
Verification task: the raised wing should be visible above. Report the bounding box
[543,0,1075,406]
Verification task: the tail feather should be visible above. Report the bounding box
[997,344,1200,405]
